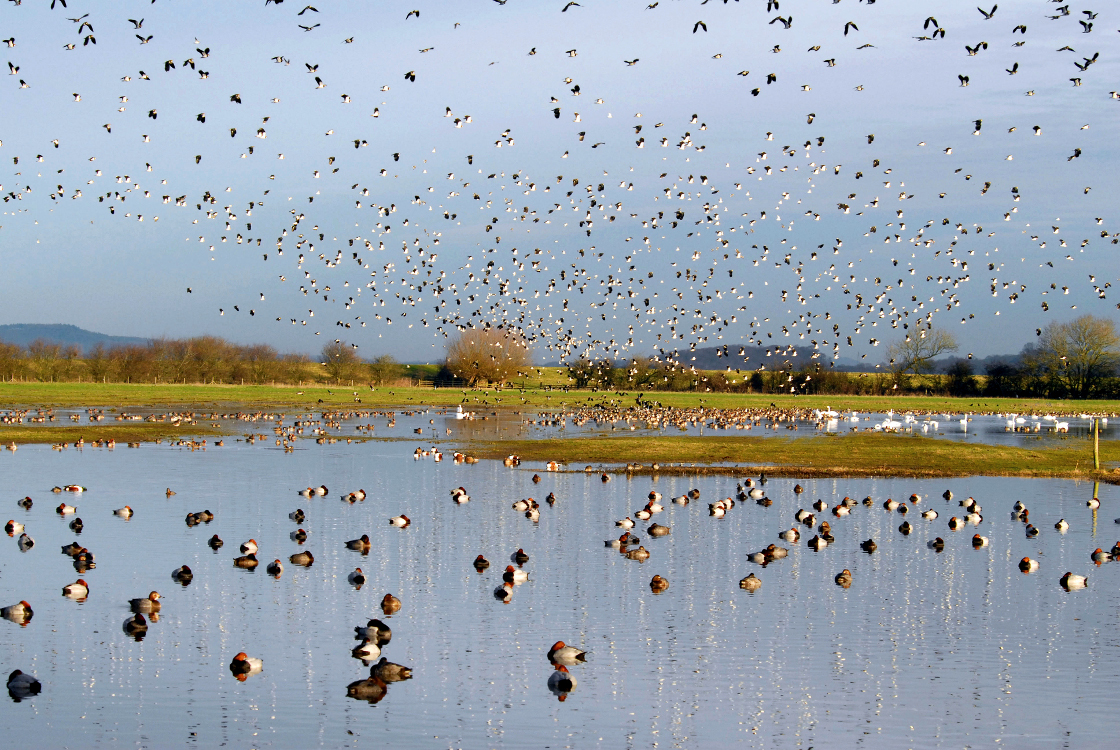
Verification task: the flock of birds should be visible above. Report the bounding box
[0,0,1116,371]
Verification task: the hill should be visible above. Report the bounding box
[0,324,148,353]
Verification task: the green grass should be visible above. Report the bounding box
[466,433,1120,483]
[1,381,1117,415]
[0,423,226,445]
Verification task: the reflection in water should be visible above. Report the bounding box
[0,440,1115,744]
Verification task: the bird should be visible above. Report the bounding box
[693,20,707,33]
[977,5,997,20]
[562,1,580,11]
[389,515,410,527]
[62,579,89,599]
[548,641,587,664]
[6,670,41,699]
[843,21,858,36]
[130,592,161,612]
[229,652,263,677]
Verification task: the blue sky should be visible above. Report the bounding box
[0,0,1116,363]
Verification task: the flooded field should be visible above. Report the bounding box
[1,437,1117,748]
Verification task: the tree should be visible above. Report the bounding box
[368,354,399,386]
[445,327,531,386]
[1030,315,1119,398]
[322,340,360,383]
[887,328,958,387]
[944,360,977,397]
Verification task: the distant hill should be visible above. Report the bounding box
[0,324,148,353]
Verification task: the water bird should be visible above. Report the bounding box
[739,572,762,590]
[1019,557,1039,573]
[266,559,283,576]
[381,593,401,614]
[290,550,314,566]
[548,641,587,664]
[346,535,371,551]
[650,574,669,592]
[229,652,263,677]
[7,669,41,699]
[835,569,852,587]
[1060,572,1087,589]
[473,554,490,570]
[172,565,193,583]
[130,592,161,612]
[62,579,89,599]
[371,657,412,682]
[348,568,366,586]
[234,553,259,569]
[389,515,410,527]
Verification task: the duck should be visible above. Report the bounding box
[1,600,32,622]
[123,613,148,636]
[909,494,922,504]
[547,641,587,664]
[626,546,650,561]
[807,535,828,550]
[473,554,490,570]
[208,534,224,549]
[289,509,306,522]
[1025,524,1040,537]
[897,504,909,515]
[708,505,725,519]
[929,537,946,550]
[649,574,669,592]
[6,669,41,699]
[812,499,827,512]
[922,509,938,520]
[1111,541,1120,557]
[370,657,412,682]
[862,496,874,507]
[1087,498,1100,509]
[240,539,258,554]
[346,674,388,702]
[355,618,392,644]
[17,497,33,509]
[72,547,94,564]
[747,551,767,564]
[289,550,314,566]
[834,569,852,586]
[1090,548,1111,563]
[17,533,34,551]
[298,487,314,498]
[794,508,813,523]
[739,572,762,591]
[648,490,663,503]
[345,489,368,502]
[172,565,193,583]
[352,638,382,661]
[449,487,469,503]
[62,579,89,599]
[503,565,529,583]
[899,521,913,535]
[113,506,133,518]
[61,541,84,556]
[348,568,366,586]
[615,517,635,529]
[130,592,161,612]
[948,517,963,531]
[884,499,900,511]
[647,500,664,514]
[860,538,877,553]
[673,495,690,505]
[525,507,540,522]
[779,527,801,542]
[389,515,410,527]
[493,582,514,602]
[266,559,283,576]
[381,593,401,614]
[1013,500,1028,512]
[832,504,850,517]
[512,548,530,564]
[56,503,76,515]
[234,553,259,569]
[965,512,983,525]
[291,528,308,542]
[5,519,23,535]
[943,489,953,501]
[546,492,557,506]
[765,544,789,559]
[314,485,329,496]
[1018,557,1039,573]
[647,523,670,537]
[972,534,989,548]
[165,488,176,497]
[62,485,86,493]
[800,513,816,528]
[512,499,531,512]
[1055,519,1069,531]
[547,665,577,694]
[229,652,263,676]
[346,535,371,551]
[606,532,639,548]
[1060,572,1088,589]
[635,507,653,520]
[793,484,804,494]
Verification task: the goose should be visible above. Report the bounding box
[240,539,258,554]
[56,503,77,515]
[130,591,161,612]
[266,559,283,576]
[922,509,938,520]
[289,550,314,566]
[834,569,852,586]
[5,520,23,535]
[1018,557,1039,573]
[739,572,762,591]
[346,675,388,702]
[389,515,410,527]
[371,657,412,682]
[547,641,587,664]
[547,665,577,695]
[234,553,259,569]
[290,529,308,542]
[113,506,133,518]
[1090,548,1110,563]
[123,613,148,636]
[381,593,401,613]
[1055,519,1069,531]
[1060,572,1087,589]
[355,618,392,644]
[860,538,877,552]
[503,565,528,583]
[172,565,193,583]
[649,574,669,592]
[6,669,41,699]
[346,535,371,551]
[229,652,263,675]
[62,579,89,599]
[289,509,305,522]
[17,533,34,551]
[972,534,989,548]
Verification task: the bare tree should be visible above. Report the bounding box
[1030,315,1120,398]
[445,327,531,386]
[887,328,958,387]
[322,340,360,383]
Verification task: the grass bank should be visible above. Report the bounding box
[0,423,226,445]
[0,382,1117,415]
[467,433,1120,483]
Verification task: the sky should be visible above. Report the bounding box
[0,0,1117,365]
